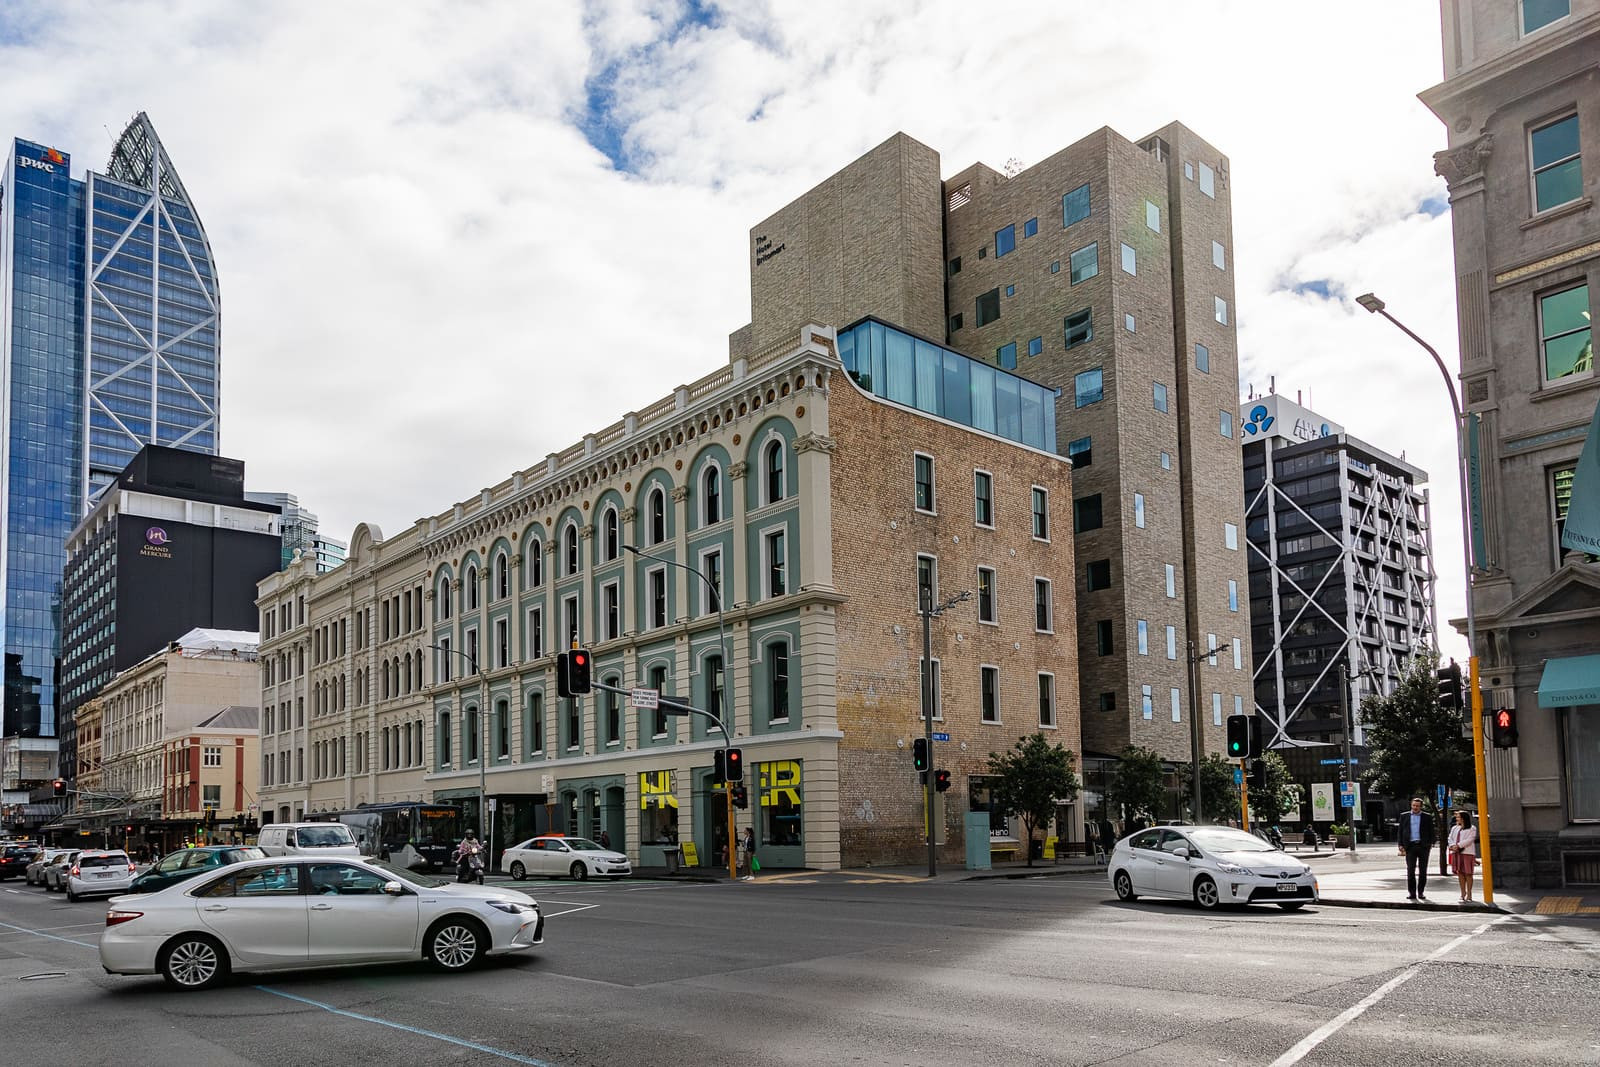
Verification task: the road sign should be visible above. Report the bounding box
[487,798,497,812]
[630,688,660,710]
[1340,782,1354,797]
[1233,767,1243,785]
[932,732,951,742]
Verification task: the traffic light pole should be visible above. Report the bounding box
[589,679,738,881]
[919,588,971,879]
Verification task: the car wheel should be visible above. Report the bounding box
[1277,902,1306,911]
[1193,875,1222,910]
[509,861,526,881]
[426,918,487,972]
[570,861,588,882]
[66,888,78,902]
[1113,870,1138,901]
[160,934,229,991]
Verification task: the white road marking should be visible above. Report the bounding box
[537,901,599,919]
[0,918,98,948]
[1270,914,1514,1066]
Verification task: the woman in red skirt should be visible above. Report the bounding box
[1448,810,1478,903]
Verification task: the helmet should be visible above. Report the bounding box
[466,829,477,838]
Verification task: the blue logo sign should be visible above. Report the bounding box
[1242,404,1274,437]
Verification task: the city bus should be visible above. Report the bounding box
[311,803,462,872]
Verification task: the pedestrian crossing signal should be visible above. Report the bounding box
[1491,708,1518,749]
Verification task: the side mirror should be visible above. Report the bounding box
[382,881,405,896]
[1171,847,1190,859]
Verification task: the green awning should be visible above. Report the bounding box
[1537,654,1600,707]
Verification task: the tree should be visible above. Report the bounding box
[987,733,1081,867]
[1179,754,1241,824]
[1105,745,1166,830]
[1250,752,1299,827]
[1361,653,1474,809]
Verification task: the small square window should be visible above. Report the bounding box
[949,312,964,332]
[948,256,962,276]
[997,342,1017,370]
[1050,260,1061,274]
[1074,367,1103,408]
[1121,243,1136,275]
[1220,409,1234,438]
[1212,241,1226,270]
[1074,494,1103,533]
[1062,183,1091,227]
[1064,308,1092,349]
[1023,217,1038,238]
[1027,336,1043,357]
[1086,559,1111,591]
[1099,691,1117,712]
[1153,382,1169,413]
[978,246,987,259]
[995,224,1016,257]
[1124,313,1135,332]
[1070,243,1099,284]
[1160,451,1172,470]
[1145,200,1160,232]
[1067,436,1092,468]
[1195,342,1210,373]
[976,288,1001,326]
[1005,284,1015,298]
[1184,161,1194,181]
[1215,297,1229,325]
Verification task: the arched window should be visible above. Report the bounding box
[703,465,722,525]
[602,507,619,561]
[649,487,666,545]
[563,523,580,575]
[466,566,480,610]
[765,439,786,504]
[495,553,509,599]
[439,711,452,766]
[401,656,411,696]
[766,640,790,723]
[527,539,543,587]
[381,667,390,701]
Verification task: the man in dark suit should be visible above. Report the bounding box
[1395,796,1434,902]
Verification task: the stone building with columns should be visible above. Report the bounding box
[255,322,1078,870]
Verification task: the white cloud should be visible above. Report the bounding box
[1,0,1468,651]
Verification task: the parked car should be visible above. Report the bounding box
[0,844,40,880]
[66,849,136,902]
[43,850,82,892]
[26,848,72,886]
[128,846,267,894]
[255,822,361,858]
[100,855,545,990]
[502,836,631,881]
[1108,825,1319,910]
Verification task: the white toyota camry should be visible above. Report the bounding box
[100,855,543,990]
[502,836,631,881]
[1108,825,1319,910]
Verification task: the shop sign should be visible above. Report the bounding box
[639,770,676,809]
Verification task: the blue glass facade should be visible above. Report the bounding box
[1,140,84,738]
[0,116,219,752]
[836,318,1057,452]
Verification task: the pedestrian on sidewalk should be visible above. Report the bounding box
[736,827,755,880]
[1396,796,1434,902]
[1448,809,1478,903]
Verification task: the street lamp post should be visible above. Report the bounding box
[625,544,739,883]
[1355,292,1493,903]
[427,640,488,869]
[919,587,970,878]
[1185,641,1207,823]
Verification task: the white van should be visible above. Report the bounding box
[256,822,361,858]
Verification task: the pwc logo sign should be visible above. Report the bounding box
[17,148,65,174]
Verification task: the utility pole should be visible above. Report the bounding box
[1186,640,1204,821]
[1337,661,1360,863]
[920,587,970,878]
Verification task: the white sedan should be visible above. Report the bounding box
[1108,825,1319,910]
[100,855,543,990]
[503,836,631,881]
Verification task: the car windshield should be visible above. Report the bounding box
[295,826,355,847]
[1188,828,1276,853]
[230,847,266,861]
[80,854,128,868]
[562,838,605,852]
[363,856,450,889]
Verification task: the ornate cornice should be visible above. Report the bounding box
[1433,133,1493,190]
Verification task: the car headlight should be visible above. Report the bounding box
[1216,862,1253,875]
[487,899,536,914]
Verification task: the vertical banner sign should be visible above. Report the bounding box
[1467,413,1488,567]
[1311,782,1335,821]
[1559,398,1600,554]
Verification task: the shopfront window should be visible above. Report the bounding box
[1568,711,1600,822]
[639,770,679,844]
[759,760,803,847]
[968,775,1010,837]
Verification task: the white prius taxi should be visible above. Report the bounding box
[1108,825,1319,910]
[100,855,543,990]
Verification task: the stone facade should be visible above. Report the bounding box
[1420,0,1600,887]
[257,326,1079,871]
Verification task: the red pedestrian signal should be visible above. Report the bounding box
[934,769,951,792]
[1491,708,1518,749]
[731,784,749,810]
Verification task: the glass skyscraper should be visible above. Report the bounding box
[0,114,218,757]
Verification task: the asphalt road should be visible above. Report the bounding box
[2,871,1597,1066]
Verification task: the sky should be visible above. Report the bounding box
[0,0,1468,658]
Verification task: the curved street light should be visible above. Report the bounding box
[427,641,490,869]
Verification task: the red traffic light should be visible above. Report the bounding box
[51,778,66,796]
[572,651,588,668]
[934,769,952,792]
[1495,710,1511,728]
[1491,708,1518,749]
[725,747,744,783]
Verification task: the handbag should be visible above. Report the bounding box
[750,854,760,872]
